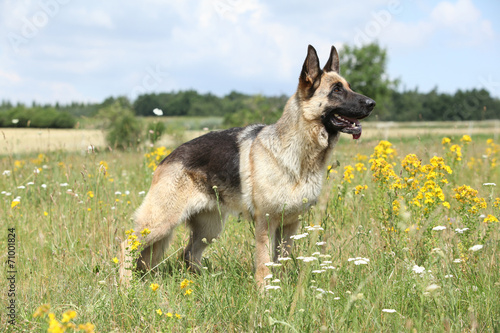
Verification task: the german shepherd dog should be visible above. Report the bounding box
[119,45,375,286]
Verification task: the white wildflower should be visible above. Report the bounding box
[348,257,370,265]
[482,183,496,186]
[264,262,282,267]
[290,233,308,240]
[2,170,11,176]
[382,309,397,313]
[277,257,292,262]
[316,241,326,246]
[432,226,446,231]
[264,285,281,290]
[455,227,469,234]
[152,108,163,116]
[41,184,47,189]
[425,284,440,292]
[115,191,122,195]
[453,258,462,263]
[299,257,318,263]
[305,225,324,231]
[412,265,425,274]
[263,274,273,280]
[468,244,483,252]
[60,183,69,187]
[311,270,326,274]
[138,191,146,196]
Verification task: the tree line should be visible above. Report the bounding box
[1,43,499,128]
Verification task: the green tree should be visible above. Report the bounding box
[97,101,142,150]
[339,43,398,120]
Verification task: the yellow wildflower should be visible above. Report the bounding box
[33,304,50,318]
[87,191,94,198]
[441,137,451,145]
[342,165,355,183]
[371,140,396,160]
[354,153,368,162]
[483,214,498,223]
[450,144,462,161]
[156,309,163,316]
[166,312,173,318]
[354,163,367,172]
[184,288,193,296]
[494,197,500,208]
[354,184,368,195]
[392,200,400,215]
[175,313,182,319]
[129,240,141,251]
[78,322,95,333]
[150,283,160,291]
[112,257,119,264]
[460,135,472,143]
[180,279,193,289]
[141,228,151,236]
[61,310,77,323]
[47,313,64,333]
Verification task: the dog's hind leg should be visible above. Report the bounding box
[119,164,211,283]
[183,210,225,272]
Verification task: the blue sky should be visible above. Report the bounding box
[1,0,499,105]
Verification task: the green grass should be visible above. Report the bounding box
[1,131,499,332]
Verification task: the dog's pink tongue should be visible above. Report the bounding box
[353,132,361,140]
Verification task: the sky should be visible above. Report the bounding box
[1,0,499,105]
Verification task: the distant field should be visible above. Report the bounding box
[1,120,499,154]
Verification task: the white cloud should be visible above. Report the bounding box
[70,9,114,29]
[0,69,22,83]
[381,0,494,48]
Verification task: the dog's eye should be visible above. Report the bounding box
[333,85,342,93]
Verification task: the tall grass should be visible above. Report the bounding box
[1,132,499,332]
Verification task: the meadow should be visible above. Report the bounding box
[1,123,499,332]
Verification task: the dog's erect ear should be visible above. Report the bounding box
[300,45,321,85]
[323,45,340,74]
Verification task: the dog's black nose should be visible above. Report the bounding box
[365,98,376,110]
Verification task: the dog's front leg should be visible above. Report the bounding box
[254,213,274,288]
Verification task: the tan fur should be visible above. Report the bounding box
[119,45,374,288]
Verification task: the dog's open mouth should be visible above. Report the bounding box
[329,113,362,140]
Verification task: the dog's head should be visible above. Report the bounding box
[298,45,375,140]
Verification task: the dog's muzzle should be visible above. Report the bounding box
[323,98,376,140]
